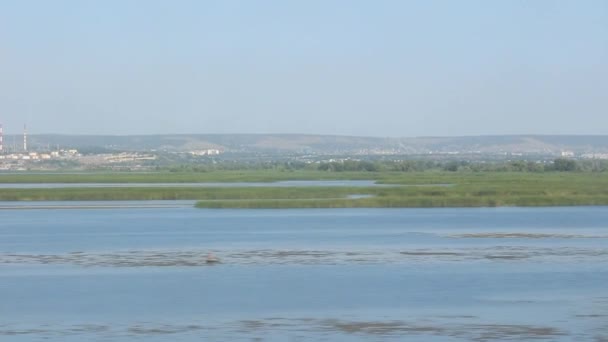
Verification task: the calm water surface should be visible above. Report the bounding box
[0,180,454,189]
[1,206,607,341]
[0,180,385,189]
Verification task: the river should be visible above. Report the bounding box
[1,206,607,341]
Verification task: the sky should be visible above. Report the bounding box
[0,0,607,137]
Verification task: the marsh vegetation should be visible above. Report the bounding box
[0,171,607,208]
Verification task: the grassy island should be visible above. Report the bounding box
[0,171,607,208]
[194,172,608,208]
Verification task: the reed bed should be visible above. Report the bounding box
[1,172,607,208]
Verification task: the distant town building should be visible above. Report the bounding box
[189,149,222,156]
[561,151,575,157]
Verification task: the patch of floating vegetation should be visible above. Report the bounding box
[0,324,110,337]
[451,233,608,239]
[3,247,608,267]
[0,318,569,340]
[400,251,465,256]
[483,255,529,260]
[127,324,206,335]
[319,319,442,335]
[235,318,568,341]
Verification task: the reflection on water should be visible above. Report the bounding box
[1,207,607,341]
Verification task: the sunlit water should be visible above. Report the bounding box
[1,206,607,341]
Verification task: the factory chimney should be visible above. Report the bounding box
[0,123,3,153]
[23,124,27,152]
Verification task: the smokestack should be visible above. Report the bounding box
[0,123,3,153]
[23,124,27,152]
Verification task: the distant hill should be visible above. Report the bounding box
[14,134,608,156]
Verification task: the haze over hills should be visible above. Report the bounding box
[14,134,608,156]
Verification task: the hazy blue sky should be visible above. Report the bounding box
[0,0,607,136]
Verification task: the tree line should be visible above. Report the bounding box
[161,158,608,173]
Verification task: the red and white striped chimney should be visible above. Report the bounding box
[23,124,27,152]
